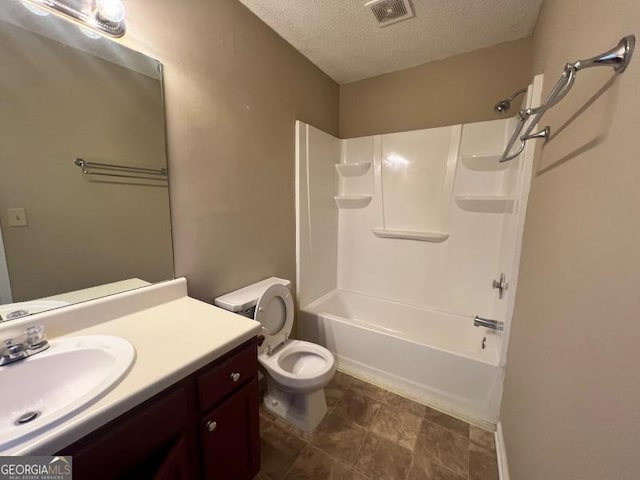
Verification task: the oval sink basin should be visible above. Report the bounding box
[0,335,135,450]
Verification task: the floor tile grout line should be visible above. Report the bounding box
[309,416,369,468]
[279,442,311,480]
[367,394,384,429]
[402,455,417,480]
[422,416,471,442]
[349,430,372,477]
[414,417,472,479]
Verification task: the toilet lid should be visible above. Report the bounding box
[255,283,294,353]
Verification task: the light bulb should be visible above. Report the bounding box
[97,0,125,23]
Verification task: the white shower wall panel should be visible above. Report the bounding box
[295,122,340,307]
[337,119,515,318]
[380,127,454,232]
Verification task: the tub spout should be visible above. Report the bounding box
[473,316,504,331]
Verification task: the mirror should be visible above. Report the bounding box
[0,1,174,321]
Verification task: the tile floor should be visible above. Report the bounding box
[256,372,499,480]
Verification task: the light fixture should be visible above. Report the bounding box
[20,0,50,16]
[20,0,126,38]
[97,0,125,24]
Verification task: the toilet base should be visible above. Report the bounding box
[263,378,328,432]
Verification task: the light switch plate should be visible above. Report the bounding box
[8,208,27,227]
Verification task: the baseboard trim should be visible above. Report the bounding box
[495,422,510,480]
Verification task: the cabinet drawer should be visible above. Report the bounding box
[197,343,257,412]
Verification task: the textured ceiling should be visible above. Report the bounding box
[238,0,543,83]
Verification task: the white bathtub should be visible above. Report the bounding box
[298,289,504,426]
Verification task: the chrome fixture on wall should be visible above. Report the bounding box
[473,316,504,331]
[494,87,527,115]
[500,34,636,163]
[20,0,126,38]
[492,273,507,299]
[74,158,168,182]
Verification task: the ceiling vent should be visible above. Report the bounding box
[365,0,414,27]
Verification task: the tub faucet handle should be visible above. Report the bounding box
[492,273,507,299]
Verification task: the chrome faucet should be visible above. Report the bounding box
[0,325,49,366]
[473,316,504,331]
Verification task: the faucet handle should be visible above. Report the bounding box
[24,325,46,349]
[1,338,27,363]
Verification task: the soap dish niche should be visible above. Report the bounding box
[334,195,372,209]
[335,162,371,177]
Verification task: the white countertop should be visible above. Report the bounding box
[1,279,261,455]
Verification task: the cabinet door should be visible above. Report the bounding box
[200,379,260,480]
[59,387,192,480]
[152,438,190,480]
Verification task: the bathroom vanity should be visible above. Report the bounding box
[0,279,262,480]
[58,338,260,479]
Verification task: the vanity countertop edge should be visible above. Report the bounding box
[0,278,261,456]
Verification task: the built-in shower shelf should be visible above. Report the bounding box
[461,154,510,171]
[372,228,449,242]
[334,195,372,209]
[335,162,372,177]
[455,195,514,213]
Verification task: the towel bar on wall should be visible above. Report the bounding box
[74,158,168,181]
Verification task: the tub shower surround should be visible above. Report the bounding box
[295,76,542,426]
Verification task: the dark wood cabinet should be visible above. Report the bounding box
[58,338,260,480]
[200,379,260,479]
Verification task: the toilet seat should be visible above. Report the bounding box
[255,283,294,354]
[259,340,336,393]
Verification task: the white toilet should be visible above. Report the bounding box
[215,277,336,431]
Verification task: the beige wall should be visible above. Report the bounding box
[0,22,173,302]
[501,1,640,478]
[339,38,533,138]
[122,0,339,302]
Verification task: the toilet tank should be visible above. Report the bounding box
[214,277,291,314]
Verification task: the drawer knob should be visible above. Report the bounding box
[230,372,241,382]
[206,421,217,432]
